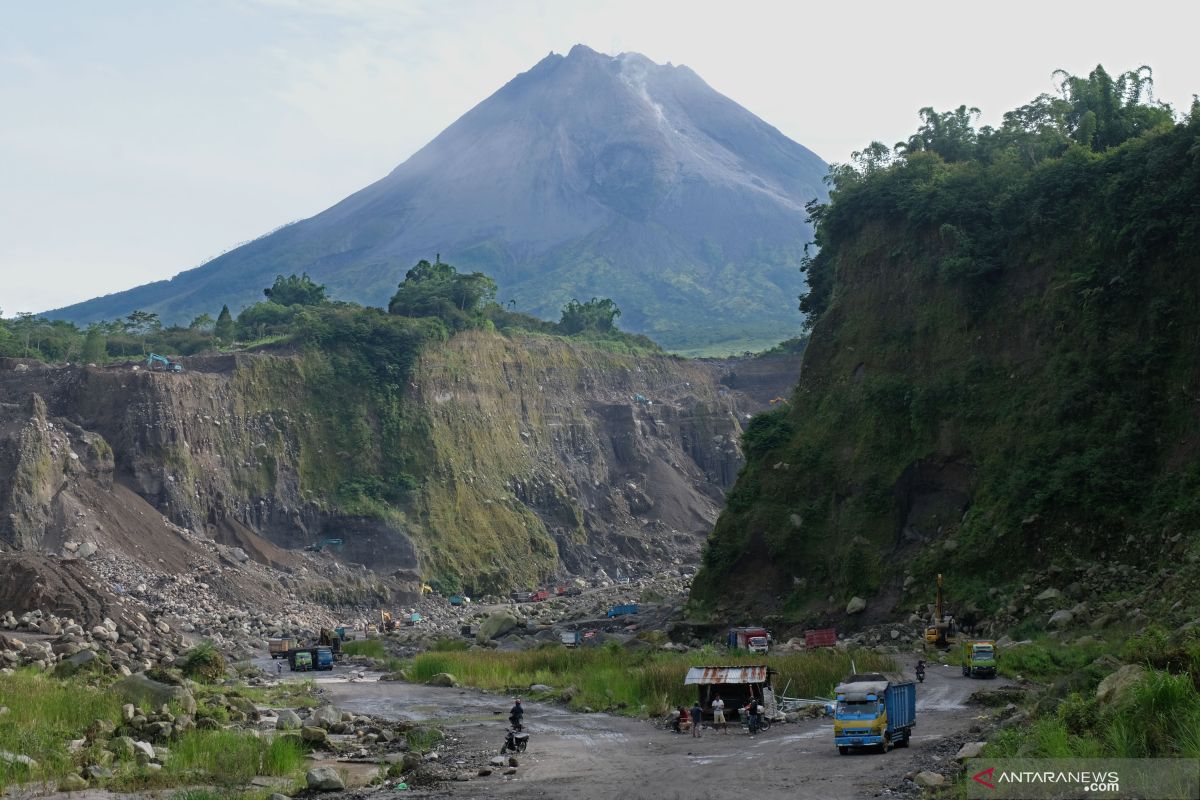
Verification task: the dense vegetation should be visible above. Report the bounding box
[692,66,1200,620]
[0,262,657,365]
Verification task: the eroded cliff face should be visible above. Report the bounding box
[0,332,774,592]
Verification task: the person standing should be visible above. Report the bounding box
[690,700,703,738]
[746,692,760,735]
[711,694,726,733]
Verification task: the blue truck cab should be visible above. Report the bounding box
[606,603,639,618]
[833,673,916,754]
[314,646,335,671]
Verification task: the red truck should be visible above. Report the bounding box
[531,589,550,602]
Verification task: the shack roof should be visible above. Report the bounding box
[684,666,769,685]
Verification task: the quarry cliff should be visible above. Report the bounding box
[0,333,797,594]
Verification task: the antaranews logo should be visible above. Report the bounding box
[965,758,1199,799]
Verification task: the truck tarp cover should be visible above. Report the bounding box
[685,666,769,685]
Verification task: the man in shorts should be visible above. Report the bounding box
[711,694,726,732]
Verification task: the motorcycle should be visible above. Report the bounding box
[501,727,529,754]
[916,662,926,683]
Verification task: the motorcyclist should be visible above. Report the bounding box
[916,659,926,681]
[509,698,524,731]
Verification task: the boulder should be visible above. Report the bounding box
[0,751,38,769]
[107,737,137,759]
[300,726,328,744]
[132,741,155,761]
[76,542,98,559]
[309,704,341,729]
[427,672,458,688]
[1047,609,1074,628]
[54,649,100,678]
[276,709,302,730]
[955,741,987,761]
[113,674,196,714]
[846,596,867,615]
[306,766,345,791]
[1096,664,1146,706]
[1035,587,1062,601]
[478,610,524,641]
[59,774,88,791]
[914,771,946,788]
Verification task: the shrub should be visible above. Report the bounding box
[181,642,226,683]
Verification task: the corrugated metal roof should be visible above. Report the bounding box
[684,666,769,685]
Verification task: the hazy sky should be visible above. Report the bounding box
[2,0,1196,315]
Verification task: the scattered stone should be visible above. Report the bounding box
[490,756,507,767]
[427,672,458,687]
[60,774,89,791]
[1035,587,1062,601]
[846,596,867,614]
[108,737,137,759]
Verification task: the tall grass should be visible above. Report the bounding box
[986,669,1200,760]
[406,646,895,716]
[167,730,305,784]
[341,639,386,659]
[0,670,123,791]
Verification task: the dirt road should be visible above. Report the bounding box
[321,655,1003,800]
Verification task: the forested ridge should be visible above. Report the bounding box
[692,66,1200,623]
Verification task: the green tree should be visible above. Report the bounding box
[559,297,621,335]
[124,310,161,354]
[81,326,106,364]
[189,313,215,332]
[263,273,328,306]
[214,305,234,344]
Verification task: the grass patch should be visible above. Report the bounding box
[209,681,321,709]
[996,637,1109,682]
[404,646,895,716]
[114,730,306,790]
[341,639,386,659]
[0,670,123,791]
[404,727,444,754]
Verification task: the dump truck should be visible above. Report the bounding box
[833,673,916,754]
[962,639,997,678]
[727,627,770,654]
[560,631,582,647]
[268,637,295,659]
[289,650,313,672]
[607,603,638,618]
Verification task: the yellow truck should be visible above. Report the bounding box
[961,639,997,678]
[268,637,295,659]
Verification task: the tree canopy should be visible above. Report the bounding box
[387,258,497,330]
[264,273,328,306]
[559,297,621,334]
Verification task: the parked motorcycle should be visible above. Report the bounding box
[502,728,529,754]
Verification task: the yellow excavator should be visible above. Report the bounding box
[380,610,396,632]
[924,574,958,648]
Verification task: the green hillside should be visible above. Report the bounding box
[691,67,1200,622]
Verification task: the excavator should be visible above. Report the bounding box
[380,610,397,632]
[146,353,183,373]
[924,573,958,648]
